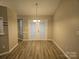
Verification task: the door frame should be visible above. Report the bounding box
[28,19,48,40]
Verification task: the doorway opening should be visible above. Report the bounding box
[18,19,24,40]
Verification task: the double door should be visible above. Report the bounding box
[29,20,47,40]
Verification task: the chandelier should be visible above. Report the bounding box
[33,2,40,23]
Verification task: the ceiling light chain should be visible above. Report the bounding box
[35,2,38,20]
[33,1,40,23]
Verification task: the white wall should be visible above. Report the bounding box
[53,0,79,59]
[7,7,18,51]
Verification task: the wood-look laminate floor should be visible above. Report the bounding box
[0,40,67,59]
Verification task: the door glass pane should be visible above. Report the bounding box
[39,22,46,39]
[30,22,36,39]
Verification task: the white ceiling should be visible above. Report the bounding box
[0,0,61,15]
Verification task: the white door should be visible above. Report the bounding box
[29,20,47,40]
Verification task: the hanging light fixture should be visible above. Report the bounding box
[33,2,40,22]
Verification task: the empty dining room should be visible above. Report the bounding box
[0,0,79,59]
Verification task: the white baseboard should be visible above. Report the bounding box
[0,51,9,56]
[0,43,18,56]
[53,41,71,59]
[23,39,49,41]
[9,43,18,53]
[23,39,30,41]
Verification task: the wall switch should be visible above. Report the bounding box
[2,45,5,49]
[76,31,79,35]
